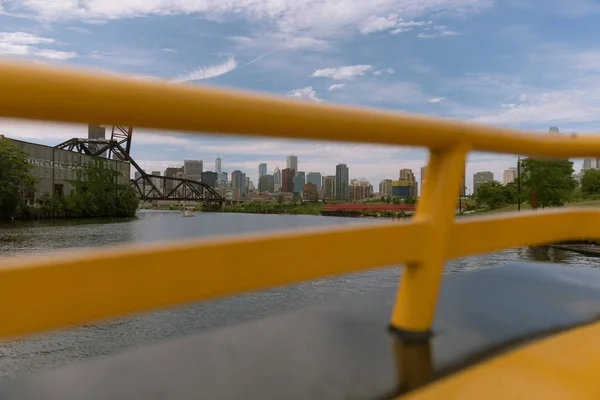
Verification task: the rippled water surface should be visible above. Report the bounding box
[0,211,597,378]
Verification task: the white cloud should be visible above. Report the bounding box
[428,97,445,103]
[359,14,400,34]
[171,56,237,82]
[7,0,490,49]
[0,31,77,59]
[372,68,395,77]
[328,84,346,91]
[288,86,323,102]
[163,48,176,53]
[312,65,372,80]
[417,25,459,39]
[359,14,430,35]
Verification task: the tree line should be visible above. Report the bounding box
[0,137,139,220]
[474,158,599,210]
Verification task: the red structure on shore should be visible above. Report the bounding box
[323,203,416,212]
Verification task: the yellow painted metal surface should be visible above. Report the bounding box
[401,321,600,399]
[0,60,600,343]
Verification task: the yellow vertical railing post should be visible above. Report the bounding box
[390,145,469,335]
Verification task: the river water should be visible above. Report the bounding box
[0,210,596,379]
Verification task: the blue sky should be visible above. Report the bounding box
[1,0,599,192]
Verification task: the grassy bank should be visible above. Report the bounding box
[223,201,323,215]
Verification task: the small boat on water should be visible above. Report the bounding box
[182,206,196,217]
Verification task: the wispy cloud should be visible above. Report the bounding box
[312,65,372,80]
[4,0,488,50]
[0,31,77,59]
[428,97,446,103]
[171,56,237,82]
[417,25,459,39]
[359,14,430,35]
[328,84,346,91]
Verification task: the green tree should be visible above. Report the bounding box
[70,160,139,217]
[521,158,576,208]
[581,169,600,195]
[0,138,37,219]
[474,181,511,210]
[404,196,417,204]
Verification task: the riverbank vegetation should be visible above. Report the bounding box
[224,200,323,215]
[0,138,139,220]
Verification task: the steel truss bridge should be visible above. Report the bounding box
[55,125,224,205]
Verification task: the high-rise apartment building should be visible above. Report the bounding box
[286,155,298,176]
[259,163,267,178]
[379,179,392,197]
[349,179,373,201]
[473,171,494,194]
[399,168,418,198]
[323,175,336,199]
[503,167,517,185]
[335,163,349,200]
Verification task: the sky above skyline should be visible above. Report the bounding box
[1,0,599,192]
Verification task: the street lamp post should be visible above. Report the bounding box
[517,156,521,211]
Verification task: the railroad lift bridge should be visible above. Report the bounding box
[54,125,224,208]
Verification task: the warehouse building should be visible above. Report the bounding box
[2,135,131,204]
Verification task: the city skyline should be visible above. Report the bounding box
[0,2,598,192]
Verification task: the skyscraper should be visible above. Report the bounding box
[259,163,267,178]
[215,157,222,174]
[286,155,298,176]
[282,168,295,193]
[184,160,203,182]
[231,170,244,199]
[335,163,349,200]
[306,172,322,191]
[273,165,282,192]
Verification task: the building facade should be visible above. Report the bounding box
[503,167,517,185]
[323,175,336,199]
[282,168,295,193]
[259,163,267,178]
[335,163,349,201]
[286,155,298,176]
[473,171,494,194]
[6,136,130,204]
[379,179,392,197]
[306,172,322,191]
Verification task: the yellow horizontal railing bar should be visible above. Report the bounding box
[401,320,600,399]
[447,208,600,260]
[0,221,428,340]
[2,61,600,157]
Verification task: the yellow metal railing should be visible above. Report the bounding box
[2,61,600,339]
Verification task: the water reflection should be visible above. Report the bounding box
[525,246,570,263]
